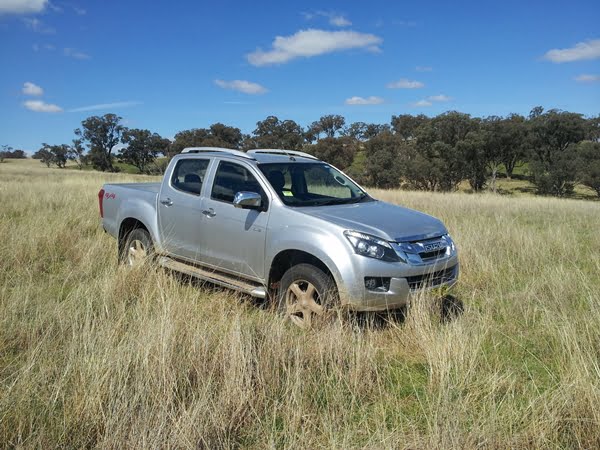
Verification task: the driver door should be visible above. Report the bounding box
[199,160,270,281]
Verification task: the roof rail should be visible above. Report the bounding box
[247,149,318,160]
[181,147,255,160]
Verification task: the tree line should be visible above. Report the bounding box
[0,145,27,162]
[31,108,600,198]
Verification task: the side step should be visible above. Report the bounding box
[158,256,267,299]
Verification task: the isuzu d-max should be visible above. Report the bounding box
[99,147,458,327]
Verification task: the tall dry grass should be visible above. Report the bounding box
[1,159,599,448]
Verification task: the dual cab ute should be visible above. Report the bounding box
[99,147,459,327]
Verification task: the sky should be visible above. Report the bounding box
[0,0,599,152]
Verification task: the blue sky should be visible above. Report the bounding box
[1,0,599,152]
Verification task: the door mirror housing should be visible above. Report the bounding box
[233,191,262,210]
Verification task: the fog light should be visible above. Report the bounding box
[364,277,391,292]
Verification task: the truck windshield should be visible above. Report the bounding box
[258,162,372,207]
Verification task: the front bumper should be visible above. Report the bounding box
[340,256,459,312]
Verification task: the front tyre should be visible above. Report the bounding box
[278,263,338,328]
[121,228,153,266]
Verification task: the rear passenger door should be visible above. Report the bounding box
[158,157,211,259]
[199,160,270,280]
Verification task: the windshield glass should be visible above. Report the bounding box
[258,162,372,207]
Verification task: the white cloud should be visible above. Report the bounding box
[412,99,432,107]
[0,0,47,14]
[392,20,417,27]
[64,47,90,59]
[68,101,142,113]
[345,96,384,105]
[32,43,55,52]
[543,39,600,63]
[574,74,600,83]
[214,79,268,95]
[73,6,85,15]
[23,100,62,112]
[22,81,43,96]
[329,15,351,27]
[386,78,424,89]
[411,94,452,107]
[427,94,451,102]
[247,28,382,66]
[23,17,55,33]
[415,65,432,72]
[302,10,351,27]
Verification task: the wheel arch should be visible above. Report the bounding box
[268,249,338,291]
[118,217,151,258]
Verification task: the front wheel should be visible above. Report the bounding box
[121,228,153,266]
[278,263,338,328]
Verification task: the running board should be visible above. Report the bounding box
[158,256,267,299]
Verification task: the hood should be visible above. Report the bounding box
[298,200,447,242]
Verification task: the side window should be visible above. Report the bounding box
[171,159,209,195]
[211,161,266,204]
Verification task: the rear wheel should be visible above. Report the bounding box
[121,228,153,266]
[278,263,338,328]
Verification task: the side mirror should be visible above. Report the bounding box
[233,191,262,209]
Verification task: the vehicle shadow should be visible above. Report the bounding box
[350,294,464,330]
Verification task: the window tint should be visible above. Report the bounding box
[171,159,209,195]
[211,161,265,204]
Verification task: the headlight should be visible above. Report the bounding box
[343,230,398,261]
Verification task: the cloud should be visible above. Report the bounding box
[411,99,432,107]
[68,101,142,113]
[214,79,268,95]
[415,65,432,72]
[574,74,600,83]
[329,15,351,27]
[386,78,424,89]
[32,43,55,52]
[247,28,382,66]
[392,20,417,27]
[23,100,62,112]
[427,94,451,102]
[345,96,384,105]
[23,17,55,33]
[543,39,600,63]
[73,6,86,15]
[411,94,452,107]
[302,10,351,27]
[0,0,47,14]
[64,47,90,59]
[22,81,43,96]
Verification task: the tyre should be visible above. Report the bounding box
[278,263,338,328]
[121,228,153,266]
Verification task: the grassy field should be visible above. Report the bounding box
[1,159,599,448]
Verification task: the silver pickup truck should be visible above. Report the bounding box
[99,147,458,327]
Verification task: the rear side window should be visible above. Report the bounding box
[211,161,266,204]
[171,159,209,195]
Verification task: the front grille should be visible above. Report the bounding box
[419,248,447,261]
[391,235,454,266]
[406,265,457,291]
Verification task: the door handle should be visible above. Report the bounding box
[160,198,173,206]
[202,208,216,218]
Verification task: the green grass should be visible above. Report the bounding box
[1,159,599,448]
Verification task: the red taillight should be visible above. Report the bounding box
[98,188,105,218]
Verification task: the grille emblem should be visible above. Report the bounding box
[423,241,444,252]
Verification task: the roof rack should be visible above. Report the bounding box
[181,147,255,160]
[247,149,318,160]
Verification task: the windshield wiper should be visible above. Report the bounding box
[346,193,370,203]
[309,194,370,206]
